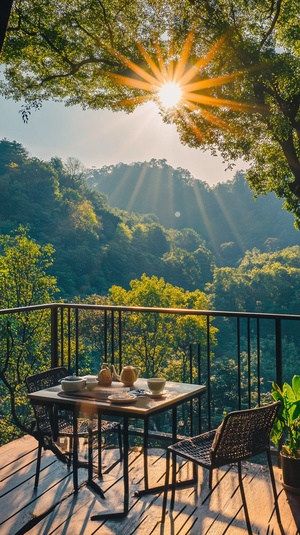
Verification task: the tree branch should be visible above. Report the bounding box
[260,0,283,48]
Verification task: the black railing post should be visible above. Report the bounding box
[51,306,59,368]
[275,318,283,387]
[75,308,79,374]
[189,343,193,383]
[67,308,71,370]
[257,318,261,405]
[104,310,108,362]
[247,317,251,408]
[118,310,122,369]
[188,343,194,436]
[237,317,241,410]
[111,310,115,366]
[206,316,211,429]
[60,307,64,367]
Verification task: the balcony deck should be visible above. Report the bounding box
[1,435,299,535]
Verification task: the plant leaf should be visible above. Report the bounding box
[292,375,300,399]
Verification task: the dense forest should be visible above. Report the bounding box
[1,138,300,316]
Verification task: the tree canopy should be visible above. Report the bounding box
[0,226,58,444]
[209,246,300,314]
[2,1,300,217]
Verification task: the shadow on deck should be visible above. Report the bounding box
[0,435,299,535]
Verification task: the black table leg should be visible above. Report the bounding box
[91,414,129,520]
[87,418,105,499]
[171,406,177,492]
[97,413,102,478]
[137,405,197,497]
[72,409,78,493]
[143,417,149,490]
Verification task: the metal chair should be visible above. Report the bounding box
[26,367,122,487]
[161,401,282,535]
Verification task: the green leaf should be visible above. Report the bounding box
[292,375,300,399]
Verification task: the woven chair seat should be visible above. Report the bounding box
[169,429,216,467]
[56,416,118,437]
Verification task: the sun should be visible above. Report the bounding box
[158,82,182,109]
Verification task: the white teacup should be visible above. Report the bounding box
[147,377,166,394]
[86,378,98,391]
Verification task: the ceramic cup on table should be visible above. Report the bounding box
[86,378,99,391]
[60,376,86,392]
[147,377,166,394]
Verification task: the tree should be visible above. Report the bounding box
[2,1,300,219]
[162,246,214,291]
[0,227,59,445]
[209,246,300,314]
[109,274,215,379]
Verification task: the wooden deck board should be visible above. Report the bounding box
[0,435,299,535]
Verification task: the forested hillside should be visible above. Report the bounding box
[87,160,300,264]
[0,140,214,296]
[1,139,300,303]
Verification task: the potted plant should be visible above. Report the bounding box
[270,375,300,494]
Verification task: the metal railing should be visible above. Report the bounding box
[1,303,300,439]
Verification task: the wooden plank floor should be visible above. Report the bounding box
[0,435,299,535]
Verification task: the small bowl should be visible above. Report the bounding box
[86,379,99,391]
[147,377,166,394]
[60,377,86,392]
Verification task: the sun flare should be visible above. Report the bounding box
[104,31,257,139]
[158,82,182,109]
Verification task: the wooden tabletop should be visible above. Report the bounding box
[28,377,206,417]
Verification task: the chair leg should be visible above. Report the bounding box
[170,452,177,511]
[209,468,213,489]
[88,420,94,482]
[68,437,73,467]
[34,441,42,488]
[161,449,171,523]
[98,414,102,478]
[238,461,252,535]
[266,450,282,528]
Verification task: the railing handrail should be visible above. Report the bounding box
[1,302,300,322]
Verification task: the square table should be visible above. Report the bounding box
[28,378,206,519]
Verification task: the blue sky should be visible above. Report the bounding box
[0,96,247,186]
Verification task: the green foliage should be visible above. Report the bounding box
[209,352,259,425]
[109,274,215,379]
[2,1,300,209]
[271,376,300,458]
[1,139,300,298]
[0,227,58,445]
[0,226,58,307]
[209,246,300,314]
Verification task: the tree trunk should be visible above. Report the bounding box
[0,0,14,52]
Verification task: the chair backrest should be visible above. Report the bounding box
[211,401,280,466]
[26,367,68,434]
[26,367,68,393]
